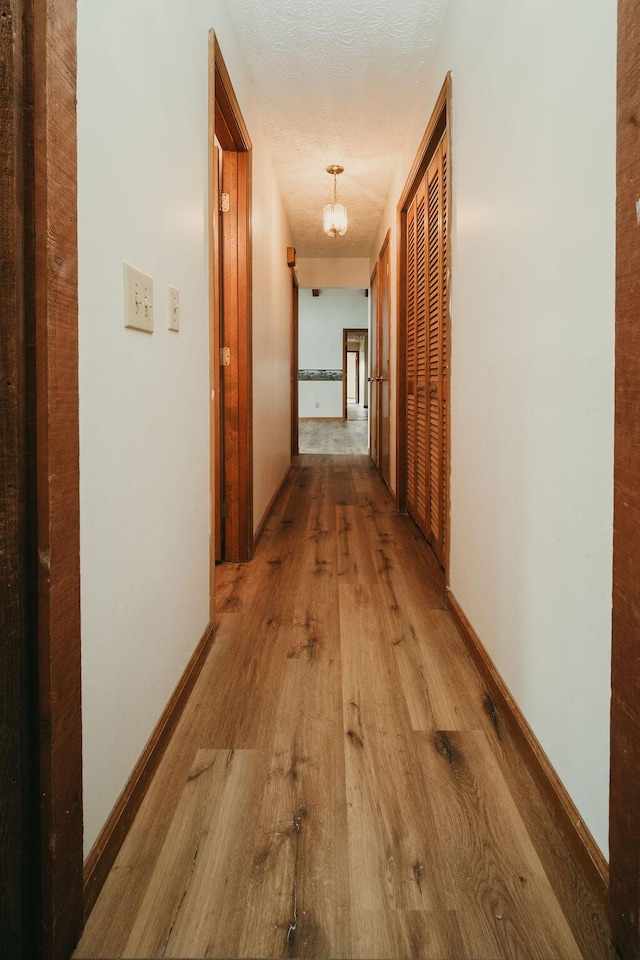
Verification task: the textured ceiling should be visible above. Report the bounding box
[225,0,450,258]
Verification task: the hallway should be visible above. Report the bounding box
[75,456,613,960]
[299,406,368,455]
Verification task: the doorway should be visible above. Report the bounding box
[209,32,253,568]
[342,327,369,422]
[290,269,299,457]
[369,233,391,489]
[346,352,359,403]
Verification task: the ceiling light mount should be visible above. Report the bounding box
[323,164,348,238]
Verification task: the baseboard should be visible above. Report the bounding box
[446,588,608,910]
[83,620,215,917]
[253,462,294,550]
[299,416,343,422]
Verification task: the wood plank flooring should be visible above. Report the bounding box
[299,410,368,455]
[74,455,614,960]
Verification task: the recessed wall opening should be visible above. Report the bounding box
[296,288,369,456]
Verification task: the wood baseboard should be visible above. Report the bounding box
[83,620,215,917]
[253,463,293,550]
[447,588,609,910]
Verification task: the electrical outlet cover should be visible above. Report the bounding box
[169,286,180,331]
[124,264,153,333]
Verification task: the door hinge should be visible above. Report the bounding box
[220,346,231,366]
[221,499,230,520]
[219,191,230,213]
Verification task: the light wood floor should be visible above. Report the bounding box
[299,407,368,455]
[75,455,614,960]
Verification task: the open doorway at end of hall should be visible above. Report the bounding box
[343,328,369,423]
[296,287,370,455]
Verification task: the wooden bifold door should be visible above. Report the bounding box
[404,130,449,567]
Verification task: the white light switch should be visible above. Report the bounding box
[124,264,153,333]
[169,286,180,331]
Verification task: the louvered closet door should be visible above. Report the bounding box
[405,132,448,566]
[427,133,448,564]
[405,177,428,533]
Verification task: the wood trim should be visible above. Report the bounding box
[447,589,609,910]
[210,31,253,564]
[343,328,368,421]
[377,231,392,490]
[253,463,294,551]
[83,621,215,918]
[32,0,84,956]
[237,148,253,559]
[213,35,250,151]
[396,75,451,579]
[290,269,299,457]
[221,148,241,558]
[343,333,347,419]
[610,1,640,956]
[208,46,220,609]
[398,74,451,214]
[0,0,39,954]
[369,264,378,466]
[395,203,406,513]
[442,101,452,583]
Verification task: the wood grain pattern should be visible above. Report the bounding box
[211,33,253,563]
[75,456,614,960]
[83,622,215,917]
[124,749,268,958]
[299,416,367,454]
[209,35,221,575]
[610,2,640,957]
[377,231,392,489]
[447,589,609,910]
[0,1,38,955]
[397,75,451,560]
[291,271,299,457]
[32,0,83,956]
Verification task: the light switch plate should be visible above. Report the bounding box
[124,263,153,333]
[169,286,180,331]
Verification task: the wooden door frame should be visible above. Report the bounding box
[347,351,360,404]
[211,142,223,569]
[291,268,299,457]
[1,1,39,954]
[609,2,640,956]
[1,0,83,957]
[342,328,367,419]
[377,230,392,489]
[369,264,379,464]
[396,74,451,575]
[209,32,253,565]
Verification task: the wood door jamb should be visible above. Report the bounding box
[396,74,452,578]
[210,32,253,563]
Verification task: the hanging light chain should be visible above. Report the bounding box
[323,164,347,238]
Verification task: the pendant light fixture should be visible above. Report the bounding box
[323,164,348,237]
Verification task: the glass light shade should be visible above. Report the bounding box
[323,201,348,237]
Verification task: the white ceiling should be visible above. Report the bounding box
[225,0,450,258]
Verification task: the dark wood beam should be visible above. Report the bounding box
[610,2,640,957]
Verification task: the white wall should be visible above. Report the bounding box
[252,150,295,529]
[297,257,370,288]
[298,288,368,418]
[372,0,616,855]
[78,0,292,855]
